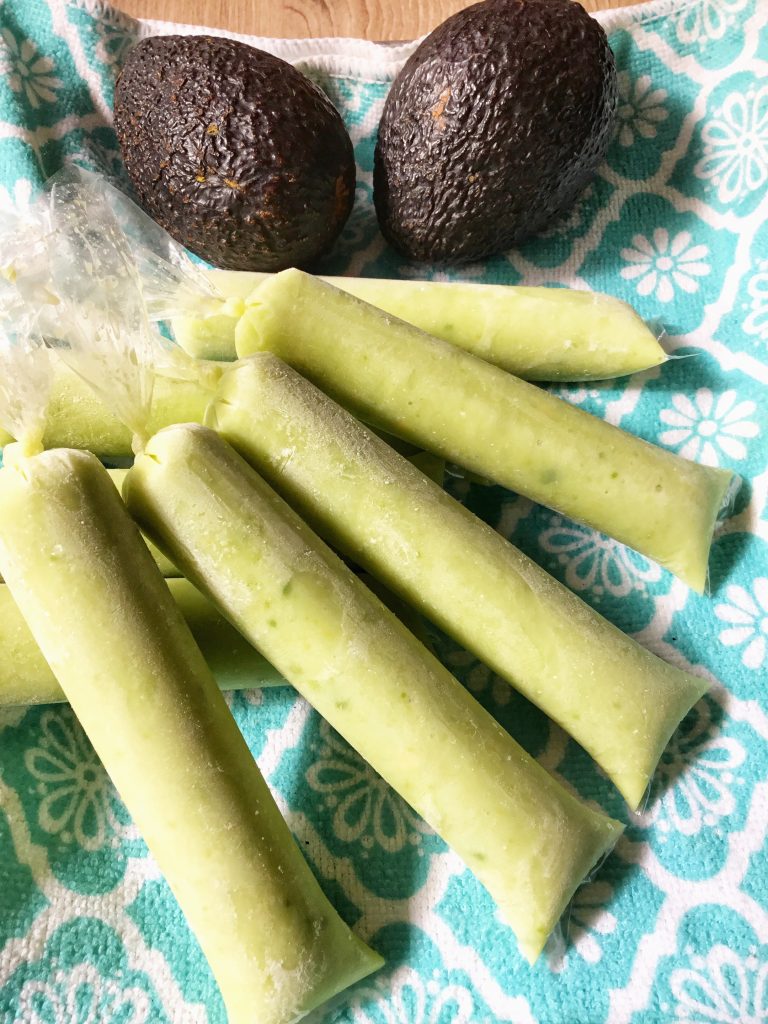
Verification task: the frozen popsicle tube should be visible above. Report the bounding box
[0,359,445,485]
[108,469,179,576]
[210,355,708,808]
[173,269,666,381]
[0,570,433,709]
[0,469,177,580]
[0,358,219,457]
[235,270,734,592]
[0,447,382,1022]
[0,577,287,707]
[0,469,176,580]
[124,423,624,962]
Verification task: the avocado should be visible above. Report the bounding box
[374,0,617,263]
[114,35,355,271]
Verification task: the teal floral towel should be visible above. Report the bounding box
[1,1,767,1021]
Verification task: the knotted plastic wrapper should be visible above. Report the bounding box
[0,262,54,458]
[70,168,225,324]
[44,170,162,452]
[47,169,223,396]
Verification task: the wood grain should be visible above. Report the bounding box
[114,0,636,41]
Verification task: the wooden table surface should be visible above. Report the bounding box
[114,0,636,41]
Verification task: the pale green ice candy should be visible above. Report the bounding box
[108,469,179,576]
[209,354,709,809]
[124,423,624,963]
[174,269,666,381]
[0,360,220,457]
[0,577,286,707]
[235,269,734,593]
[0,571,432,709]
[0,468,180,581]
[0,446,382,1024]
[0,363,445,486]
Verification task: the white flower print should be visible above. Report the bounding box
[24,710,136,851]
[306,721,431,853]
[351,967,475,1024]
[0,28,62,109]
[620,228,710,304]
[695,85,768,205]
[444,647,511,706]
[539,516,662,598]
[616,72,669,148]
[675,0,749,48]
[17,963,150,1024]
[659,389,758,466]
[715,578,768,670]
[743,258,768,343]
[640,698,745,837]
[670,944,768,1024]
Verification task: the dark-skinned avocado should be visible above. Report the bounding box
[114,35,355,271]
[374,0,617,263]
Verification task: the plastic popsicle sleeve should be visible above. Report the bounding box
[123,422,624,963]
[208,354,709,809]
[0,449,382,1021]
[0,172,384,1021]
[0,577,287,707]
[235,269,734,593]
[172,267,667,381]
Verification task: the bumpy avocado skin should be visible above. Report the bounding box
[374,0,618,263]
[114,35,355,271]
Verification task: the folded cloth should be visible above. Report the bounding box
[0,0,766,1021]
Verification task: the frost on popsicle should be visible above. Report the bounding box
[0,181,383,1024]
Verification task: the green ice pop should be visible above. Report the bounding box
[236,269,733,592]
[0,360,218,457]
[0,578,286,707]
[0,365,445,486]
[0,468,180,581]
[108,469,179,576]
[124,423,624,962]
[210,355,708,808]
[0,446,382,1022]
[0,570,432,709]
[174,269,666,381]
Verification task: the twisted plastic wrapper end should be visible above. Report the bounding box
[71,168,223,323]
[0,194,55,458]
[44,169,163,453]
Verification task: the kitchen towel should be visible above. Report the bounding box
[0,0,766,1021]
